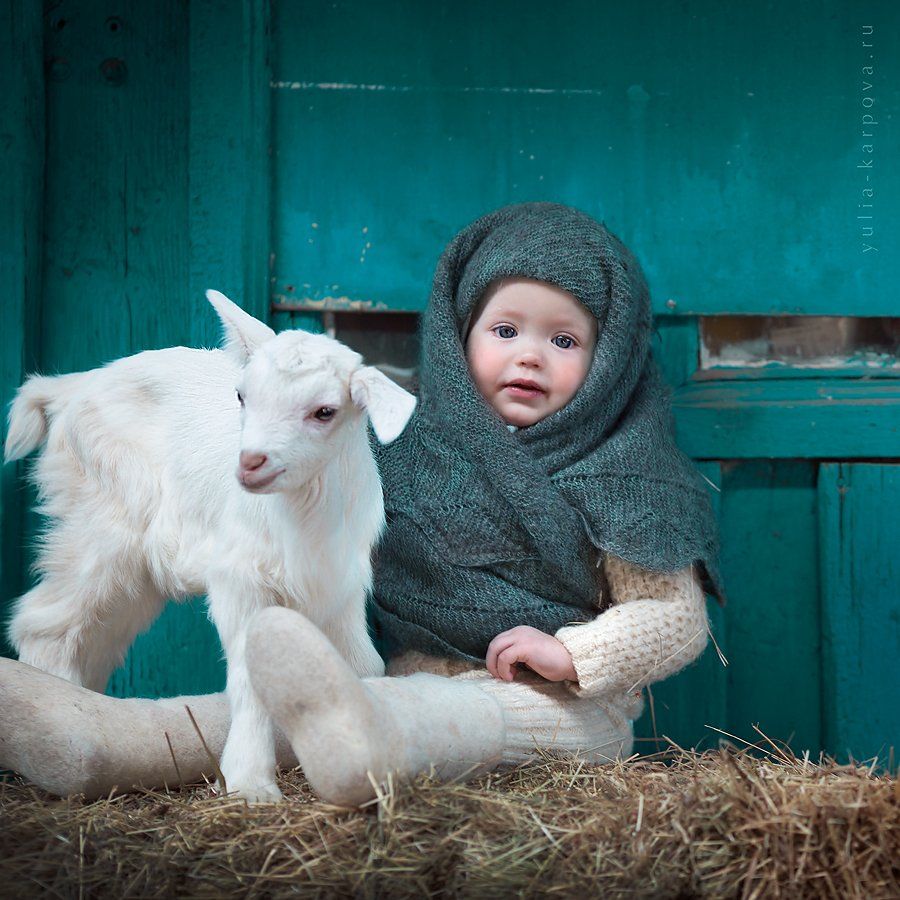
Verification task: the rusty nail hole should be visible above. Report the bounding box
[285,285,295,293]
[100,58,127,85]
[51,17,67,31]
[106,17,122,33]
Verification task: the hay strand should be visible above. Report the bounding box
[1,746,897,898]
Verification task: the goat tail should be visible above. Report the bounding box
[5,374,79,462]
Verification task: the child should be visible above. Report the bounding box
[0,203,721,804]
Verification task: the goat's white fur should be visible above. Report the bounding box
[4,291,416,802]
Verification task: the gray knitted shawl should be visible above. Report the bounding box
[371,203,722,663]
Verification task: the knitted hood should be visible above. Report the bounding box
[371,202,722,663]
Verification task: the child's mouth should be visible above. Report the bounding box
[504,382,546,397]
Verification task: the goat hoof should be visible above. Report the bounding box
[219,777,283,804]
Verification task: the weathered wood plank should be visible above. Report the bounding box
[189,0,272,347]
[0,1,43,658]
[112,0,275,699]
[17,0,215,699]
[673,379,900,459]
[270,0,899,317]
[718,461,822,755]
[40,0,191,369]
[818,463,900,765]
[109,0,274,698]
[654,317,699,391]
[692,365,900,382]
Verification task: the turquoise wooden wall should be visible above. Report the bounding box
[2,0,898,765]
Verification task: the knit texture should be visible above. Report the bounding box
[371,202,722,663]
[384,657,638,766]
[470,670,638,765]
[555,557,708,698]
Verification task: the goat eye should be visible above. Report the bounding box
[314,407,336,421]
[236,390,244,407]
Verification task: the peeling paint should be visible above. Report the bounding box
[270,80,607,96]
[701,349,900,371]
[271,295,392,313]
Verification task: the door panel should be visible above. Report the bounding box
[634,462,727,753]
[819,463,900,764]
[718,461,822,754]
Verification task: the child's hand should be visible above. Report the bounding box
[486,626,578,683]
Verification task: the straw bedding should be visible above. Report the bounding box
[1,746,897,899]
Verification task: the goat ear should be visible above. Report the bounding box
[350,366,417,444]
[206,290,276,364]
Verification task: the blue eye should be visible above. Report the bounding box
[553,335,575,349]
[495,325,517,339]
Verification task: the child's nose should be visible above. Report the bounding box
[516,346,544,367]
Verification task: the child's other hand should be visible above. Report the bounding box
[486,626,578,683]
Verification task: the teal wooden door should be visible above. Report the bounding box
[3,0,898,765]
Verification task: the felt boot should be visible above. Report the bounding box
[0,656,297,798]
[245,607,506,807]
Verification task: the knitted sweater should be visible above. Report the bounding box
[556,555,707,697]
[387,553,708,700]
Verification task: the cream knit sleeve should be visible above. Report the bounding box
[554,556,709,699]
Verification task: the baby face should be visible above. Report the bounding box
[465,278,597,427]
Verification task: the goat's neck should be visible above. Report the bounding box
[270,423,381,535]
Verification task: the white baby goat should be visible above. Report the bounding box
[4,290,415,802]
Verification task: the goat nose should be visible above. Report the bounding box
[240,451,268,471]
